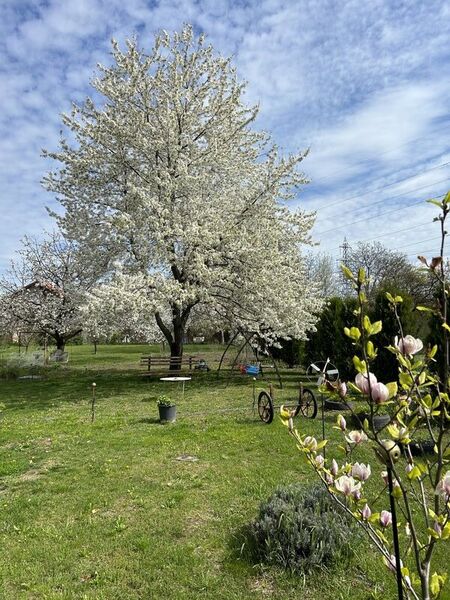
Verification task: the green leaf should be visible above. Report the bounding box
[385,382,398,399]
[407,466,421,480]
[392,485,402,499]
[369,321,382,335]
[416,305,434,313]
[399,371,413,388]
[427,199,444,208]
[366,340,377,359]
[340,264,355,281]
[442,322,450,332]
[344,327,361,341]
[352,355,366,373]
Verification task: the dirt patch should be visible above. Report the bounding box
[248,574,276,596]
[12,458,61,484]
[184,508,218,533]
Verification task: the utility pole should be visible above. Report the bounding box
[338,237,352,296]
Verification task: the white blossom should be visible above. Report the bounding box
[43,25,323,357]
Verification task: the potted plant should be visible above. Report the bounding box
[157,395,176,423]
[351,407,391,432]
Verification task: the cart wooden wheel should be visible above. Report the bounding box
[297,388,318,419]
[258,391,274,424]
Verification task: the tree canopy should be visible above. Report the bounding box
[43,25,322,357]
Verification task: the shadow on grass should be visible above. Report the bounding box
[135,417,160,425]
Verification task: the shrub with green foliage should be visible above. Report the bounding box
[270,338,304,368]
[304,297,357,379]
[246,483,357,574]
[371,287,423,382]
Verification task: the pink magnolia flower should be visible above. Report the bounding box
[361,504,372,520]
[351,462,371,481]
[405,463,414,474]
[371,382,390,404]
[355,372,377,394]
[335,475,361,497]
[352,488,362,500]
[395,335,423,357]
[436,471,450,500]
[433,521,442,537]
[330,459,339,477]
[380,510,392,527]
[384,554,402,573]
[345,430,368,445]
[337,414,346,431]
[384,555,411,586]
[337,381,347,398]
[315,454,325,468]
[303,436,318,452]
[381,470,389,485]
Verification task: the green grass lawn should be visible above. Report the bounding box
[0,344,447,599]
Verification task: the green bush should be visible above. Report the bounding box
[246,483,357,574]
[371,287,423,383]
[270,338,304,368]
[304,297,357,379]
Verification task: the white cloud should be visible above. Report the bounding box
[0,0,449,274]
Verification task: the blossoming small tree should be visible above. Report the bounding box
[0,233,100,352]
[282,194,450,600]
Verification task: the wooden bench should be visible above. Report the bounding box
[140,355,199,372]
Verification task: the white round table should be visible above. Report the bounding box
[160,376,191,401]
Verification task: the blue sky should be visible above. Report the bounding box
[1,0,450,275]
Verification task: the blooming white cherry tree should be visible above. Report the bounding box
[81,271,164,349]
[0,233,99,351]
[43,25,322,361]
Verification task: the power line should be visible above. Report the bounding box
[328,221,431,253]
[390,235,442,252]
[310,161,450,212]
[308,122,450,186]
[315,198,427,237]
[314,178,449,232]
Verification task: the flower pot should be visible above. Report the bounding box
[351,412,391,432]
[158,404,176,423]
[324,399,353,411]
[409,440,435,456]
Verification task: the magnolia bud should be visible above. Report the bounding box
[371,382,389,404]
[380,510,392,527]
[361,504,371,520]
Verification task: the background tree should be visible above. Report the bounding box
[304,297,357,379]
[305,252,339,298]
[345,242,432,302]
[43,26,322,363]
[0,233,98,352]
[371,287,423,383]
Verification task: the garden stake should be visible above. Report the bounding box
[321,392,326,459]
[91,382,96,423]
[387,465,404,600]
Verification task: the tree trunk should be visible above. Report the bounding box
[54,333,65,352]
[155,303,195,370]
[169,321,184,370]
